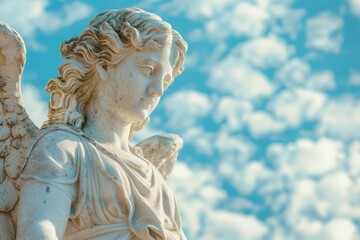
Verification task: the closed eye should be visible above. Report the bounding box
[140,65,154,76]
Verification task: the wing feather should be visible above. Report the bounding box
[136,134,183,180]
[0,160,5,183]
[0,22,40,239]
[0,213,16,240]
[0,178,18,212]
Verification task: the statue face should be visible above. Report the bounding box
[100,44,174,124]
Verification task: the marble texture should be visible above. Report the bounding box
[0,7,187,239]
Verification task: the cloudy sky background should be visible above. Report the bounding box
[1,0,360,239]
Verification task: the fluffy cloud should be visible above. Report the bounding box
[169,163,225,238]
[280,176,360,240]
[276,58,336,90]
[222,136,360,239]
[348,142,360,177]
[162,90,211,130]
[212,88,329,137]
[349,0,360,17]
[0,0,92,49]
[182,127,214,156]
[306,71,336,90]
[159,0,307,43]
[265,0,305,39]
[215,132,255,172]
[158,0,236,20]
[208,56,275,99]
[276,58,311,86]
[239,35,292,68]
[317,96,360,140]
[170,162,269,239]
[322,218,358,240]
[213,97,253,132]
[202,210,269,240]
[349,71,360,86]
[306,12,343,53]
[262,136,360,238]
[161,1,270,39]
[268,88,327,128]
[267,138,344,177]
[246,111,287,137]
[234,161,274,195]
[205,2,270,40]
[21,84,48,127]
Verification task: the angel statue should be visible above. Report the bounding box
[0,7,188,240]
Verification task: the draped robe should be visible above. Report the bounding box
[21,125,186,240]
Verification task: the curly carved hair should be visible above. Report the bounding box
[43,7,187,138]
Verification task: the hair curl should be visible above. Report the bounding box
[43,7,187,138]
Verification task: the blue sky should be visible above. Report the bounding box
[1,0,360,239]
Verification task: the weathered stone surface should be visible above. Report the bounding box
[0,8,187,240]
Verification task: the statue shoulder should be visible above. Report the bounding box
[22,125,85,182]
[29,125,84,153]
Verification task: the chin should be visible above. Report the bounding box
[132,110,151,122]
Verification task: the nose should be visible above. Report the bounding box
[148,76,164,97]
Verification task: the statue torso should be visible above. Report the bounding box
[21,125,185,240]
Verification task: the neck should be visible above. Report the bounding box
[82,94,131,153]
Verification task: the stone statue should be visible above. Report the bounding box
[0,7,187,239]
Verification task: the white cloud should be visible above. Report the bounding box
[169,162,223,238]
[276,58,311,86]
[159,0,236,20]
[318,171,352,207]
[322,218,358,240]
[212,88,328,137]
[182,127,214,156]
[160,1,269,40]
[162,90,211,130]
[349,0,360,18]
[265,1,305,39]
[268,88,327,128]
[247,111,287,137]
[317,96,360,140]
[205,2,270,40]
[183,52,199,68]
[215,132,255,172]
[349,71,360,86]
[208,56,275,99]
[306,12,343,53]
[348,142,360,177]
[170,161,269,239]
[307,71,336,90]
[213,97,253,132]
[235,161,274,195]
[0,0,92,49]
[281,176,360,240]
[158,0,307,45]
[276,58,336,90]
[168,162,272,239]
[267,138,344,177]
[21,84,48,128]
[240,35,292,68]
[188,28,205,41]
[202,210,269,240]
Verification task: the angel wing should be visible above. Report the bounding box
[136,134,183,180]
[0,22,39,240]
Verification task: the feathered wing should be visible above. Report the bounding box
[136,134,183,180]
[0,22,39,239]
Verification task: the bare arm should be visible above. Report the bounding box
[17,181,74,240]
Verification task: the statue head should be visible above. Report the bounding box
[44,7,187,137]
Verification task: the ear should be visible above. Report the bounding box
[95,63,109,81]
